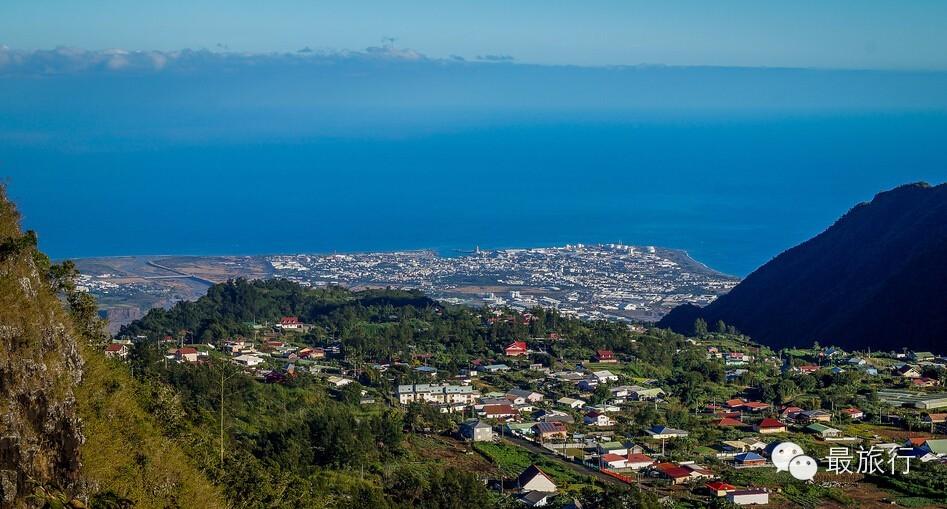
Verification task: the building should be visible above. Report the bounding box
[584,411,614,427]
[646,425,689,439]
[515,465,557,493]
[234,354,264,367]
[625,453,654,470]
[557,397,586,409]
[733,452,766,467]
[533,422,568,442]
[592,370,619,383]
[754,418,787,434]
[842,407,864,420]
[505,341,528,357]
[103,343,130,359]
[727,489,769,505]
[277,316,302,330]
[459,419,494,442]
[481,404,516,420]
[796,410,832,424]
[175,347,199,363]
[518,490,554,508]
[713,417,745,428]
[508,388,544,403]
[396,384,479,405]
[706,481,737,497]
[594,350,618,363]
[805,423,843,439]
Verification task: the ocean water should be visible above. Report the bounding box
[3,112,947,277]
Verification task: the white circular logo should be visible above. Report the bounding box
[788,455,818,481]
[771,441,804,472]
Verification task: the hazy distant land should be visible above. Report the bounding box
[74,244,738,333]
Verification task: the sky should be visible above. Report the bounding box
[2,0,947,69]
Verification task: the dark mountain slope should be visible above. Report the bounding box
[659,182,947,351]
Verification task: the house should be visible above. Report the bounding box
[533,422,568,441]
[601,453,629,469]
[842,408,864,420]
[713,417,745,428]
[796,409,832,424]
[277,316,302,330]
[625,453,654,470]
[557,397,586,409]
[912,351,936,362]
[741,401,771,413]
[919,439,947,456]
[326,375,354,388]
[733,452,766,467]
[727,489,769,505]
[415,365,438,377]
[175,347,199,363]
[518,490,554,508]
[234,354,264,367]
[587,403,621,413]
[103,343,130,359]
[754,418,786,434]
[653,463,694,484]
[922,413,947,431]
[897,365,923,378]
[706,481,737,497]
[725,398,746,410]
[912,377,940,388]
[480,364,511,373]
[481,404,517,420]
[805,423,843,439]
[594,350,618,363]
[508,388,544,403]
[577,379,599,392]
[597,441,627,456]
[796,364,820,374]
[395,384,479,405]
[298,347,326,359]
[505,341,528,357]
[592,370,619,383]
[460,419,494,442]
[515,465,557,493]
[780,406,804,420]
[646,425,689,439]
[630,387,665,401]
[583,411,614,427]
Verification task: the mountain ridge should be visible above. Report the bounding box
[659,181,947,351]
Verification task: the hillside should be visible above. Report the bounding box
[0,186,223,508]
[659,182,947,351]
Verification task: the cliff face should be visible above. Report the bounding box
[659,182,947,351]
[0,188,84,506]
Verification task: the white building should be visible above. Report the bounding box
[396,384,480,405]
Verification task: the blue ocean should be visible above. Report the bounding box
[2,62,947,276]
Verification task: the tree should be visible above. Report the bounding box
[693,318,708,337]
[716,320,727,334]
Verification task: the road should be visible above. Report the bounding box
[497,433,628,487]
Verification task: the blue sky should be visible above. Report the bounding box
[3,0,947,69]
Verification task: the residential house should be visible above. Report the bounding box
[713,417,745,428]
[234,354,264,367]
[557,397,586,409]
[481,404,516,420]
[796,409,832,424]
[630,386,665,401]
[326,375,354,387]
[515,465,557,493]
[594,350,618,363]
[727,489,769,505]
[396,384,479,405]
[705,481,737,497]
[755,418,786,434]
[646,425,689,439]
[530,422,567,443]
[518,491,554,508]
[919,439,947,457]
[741,402,771,413]
[508,388,544,403]
[897,365,923,379]
[104,343,130,359]
[624,453,654,470]
[597,441,627,456]
[601,453,629,469]
[733,452,766,467]
[805,423,843,439]
[592,370,619,383]
[460,419,494,442]
[584,411,614,427]
[480,364,511,373]
[505,341,528,357]
[175,347,199,363]
[842,408,864,420]
[277,316,302,330]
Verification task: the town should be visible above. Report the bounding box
[108,298,947,508]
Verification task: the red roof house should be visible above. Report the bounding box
[754,418,787,434]
[595,350,618,363]
[504,341,528,357]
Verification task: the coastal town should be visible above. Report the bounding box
[76,244,738,332]
[108,306,947,508]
